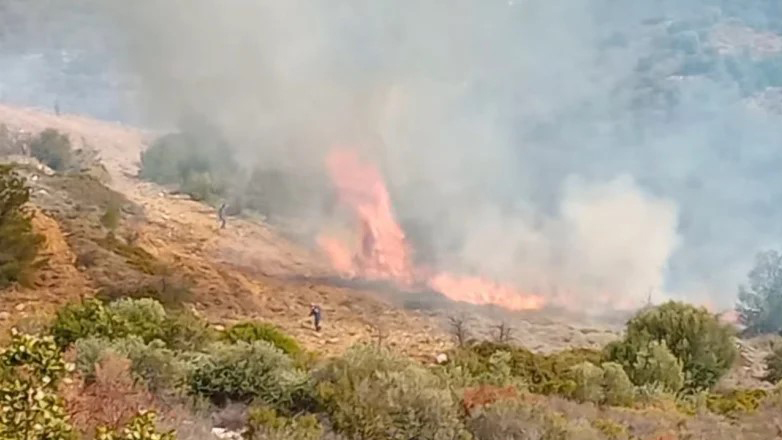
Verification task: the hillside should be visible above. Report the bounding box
[0,103,635,365]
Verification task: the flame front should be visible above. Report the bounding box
[319,148,545,311]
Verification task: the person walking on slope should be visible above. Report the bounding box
[217,202,227,229]
[309,303,322,332]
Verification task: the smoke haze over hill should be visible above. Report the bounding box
[5,0,782,310]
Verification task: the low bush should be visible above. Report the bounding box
[763,344,782,384]
[466,398,596,440]
[223,321,303,357]
[0,165,45,288]
[568,362,604,404]
[706,389,767,418]
[187,341,310,409]
[51,298,128,349]
[628,340,685,392]
[96,410,174,440]
[0,330,75,440]
[100,202,121,230]
[244,405,323,440]
[29,128,72,171]
[605,301,738,390]
[107,298,169,343]
[314,344,467,440]
[601,362,635,407]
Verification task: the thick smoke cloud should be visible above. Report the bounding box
[97,0,782,310]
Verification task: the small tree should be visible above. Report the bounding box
[0,165,45,287]
[736,250,782,335]
[493,322,513,344]
[29,128,72,171]
[449,315,470,347]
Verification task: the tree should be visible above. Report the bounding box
[736,250,782,335]
[29,128,72,171]
[0,165,45,287]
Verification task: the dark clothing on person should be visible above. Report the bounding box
[309,305,322,332]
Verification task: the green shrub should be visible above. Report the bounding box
[601,362,635,406]
[466,399,586,440]
[244,405,323,440]
[50,299,127,349]
[96,410,174,440]
[106,298,168,343]
[187,341,309,409]
[223,321,302,357]
[314,344,468,440]
[591,418,628,440]
[74,336,192,393]
[706,389,767,418]
[100,202,121,230]
[763,344,782,384]
[0,165,45,288]
[160,310,217,352]
[605,301,738,390]
[452,342,603,395]
[568,361,604,404]
[629,340,685,392]
[29,128,72,171]
[0,329,76,440]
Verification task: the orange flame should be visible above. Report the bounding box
[319,148,545,311]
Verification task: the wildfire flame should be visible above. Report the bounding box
[319,148,545,311]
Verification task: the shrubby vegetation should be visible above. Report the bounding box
[1,296,775,439]
[29,128,73,171]
[605,301,737,390]
[0,165,45,287]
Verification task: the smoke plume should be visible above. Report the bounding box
[81,0,782,310]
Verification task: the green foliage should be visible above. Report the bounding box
[100,201,121,230]
[98,234,167,276]
[139,124,236,202]
[52,298,212,351]
[223,321,303,357]
[29,128,72,171]
[74,336,193,393]
[706,389,767,418]
[736,250,782,335]
[244,405,323,440]
[0,165,45,288]
[96,410,174,440]
[467,399,596,440]
[314,344,468,440]
[51,298,128,349]
[590,418,628,440]
[450,342,603,395]
[0,330,76,440]
[605,301,738,390]
[567,361,604,404]
[187,341,309,409]
[763,344,782,384]
[628,340,685,392]
[600,362,635,407]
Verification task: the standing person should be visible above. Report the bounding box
[309,303,322,332]
[217,202,227,229]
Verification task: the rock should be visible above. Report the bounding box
[213,325,225,332]
[0,312,10,321]
[14,304,25,312]
[436,353,448,364]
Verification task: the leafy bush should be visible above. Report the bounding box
[601,362,635,407]
[605,301,738,390]
[0,329,75,440]
[187,341,309,409]
[466,399,595,440]
[51,298,128,349]
[706,389,767,418]
[568,362,604,404]
[74,336,192,393]
[629,340,684,392]
[0,165,45,287]
[107,298,169,343]
[450,342,603,395]
[100,201,121,230]
[29,128,72,171]
[96,410,174,440]
[244,405,323,440]
[736,250,782,335]
[314,344,468,440]
[139,123,236,202]
[224,321,303,357]
[763,344,782,384]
